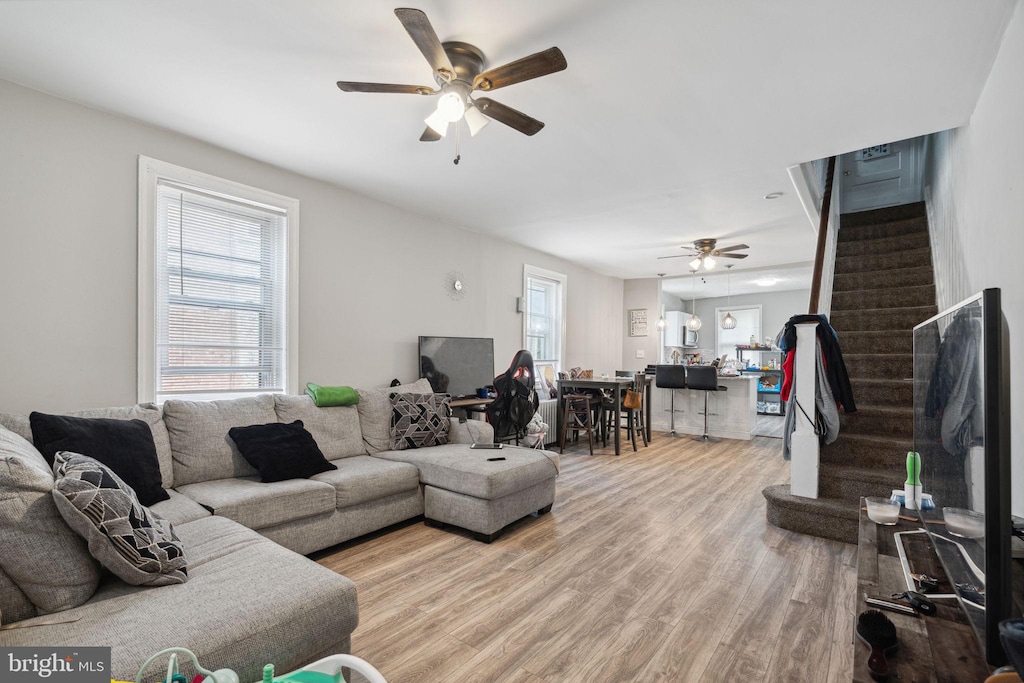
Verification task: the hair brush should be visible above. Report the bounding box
[857,609,898,680]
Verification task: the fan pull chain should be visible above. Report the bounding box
[453,119,461,165]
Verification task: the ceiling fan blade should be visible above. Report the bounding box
[473,47,567,91]
[656,254,690,260]
[337,81,436,95]
[394,8,455,77]
[419,126,442,142]
[474,98,544,135]
[714,244,750,253]
[717,253,749,259]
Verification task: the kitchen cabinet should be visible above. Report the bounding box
[662,310,694,347]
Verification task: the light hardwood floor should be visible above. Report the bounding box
[315,435,858,683]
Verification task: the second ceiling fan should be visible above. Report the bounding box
[336,8,567,141]
[658,238,749,271]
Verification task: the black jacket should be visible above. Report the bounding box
[780,314,857,413]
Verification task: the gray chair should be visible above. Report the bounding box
[655,365,687,437]
[685,366,728,443]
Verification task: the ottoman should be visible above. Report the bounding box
[373,444,559,542]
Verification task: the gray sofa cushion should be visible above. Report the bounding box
[311,455,419,508]
[1,404,174,488]
[356,378,431,453]
[448,419,494,445]
[163,395,277,486]
[374,444,560,500]
[273,395,364,460]
[52,452,188,587]
[147,489,212,526]
[0,515,359,683]
[0,426,100,615]
[0,564,36,625]
[175,476,336,530]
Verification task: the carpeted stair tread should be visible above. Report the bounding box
[762,485,860,544]
[830,306,937,333]
[838,201,927,230]
[822,433,913,469]
[832,284,936,311]
[835,247,932,273]
[848,377,914,406]
[820,464,906,500]
[833,265,934,292]
[840,330,914,355]
[840,404,914,438]
[843,353,913,380]
[835,231,930,257]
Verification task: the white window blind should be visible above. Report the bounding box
[153,180,288,399]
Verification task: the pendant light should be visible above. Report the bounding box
[655,272,667,331]
[686,270,702,331]
[721,265,737,329]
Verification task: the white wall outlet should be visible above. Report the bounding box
[635,349,645,359]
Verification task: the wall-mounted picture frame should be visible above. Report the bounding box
[628,308,648,337]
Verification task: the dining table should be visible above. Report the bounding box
[555,376,652,455]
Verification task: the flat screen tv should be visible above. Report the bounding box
[418,336,495,399]
[914,288,1012,665]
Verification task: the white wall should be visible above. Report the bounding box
[621,278,661,372]
[920,3,1023,515]
[0,79,623,413]
[692,288,809,359]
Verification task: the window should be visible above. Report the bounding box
[523,265,567,382]
[138,157,298,402]
[716,305,761,361]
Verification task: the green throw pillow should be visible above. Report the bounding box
[306,383,359,407]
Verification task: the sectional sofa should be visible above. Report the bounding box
[0,378,558,681]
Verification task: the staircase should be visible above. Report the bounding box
[763,202,938,544]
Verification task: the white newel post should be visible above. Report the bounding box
[790,322,820,498]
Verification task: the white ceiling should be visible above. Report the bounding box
[662,262,814,301]
[0,0,1015,281]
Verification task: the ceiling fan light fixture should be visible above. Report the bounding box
[688,256,702,271]
[464,103,490,136]
[703,255,716,270]
[436,89,467,122]
[424,109,450,137]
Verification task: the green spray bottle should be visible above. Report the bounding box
[905,451,922,510]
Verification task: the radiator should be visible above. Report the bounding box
[536,399,560,446]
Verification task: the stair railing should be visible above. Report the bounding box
[791,156,838,499]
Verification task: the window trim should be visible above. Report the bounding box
[137,156,300,402]
[714,304,762,360]
[522,264,567,373]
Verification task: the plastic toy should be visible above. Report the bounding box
[135,648,386,683]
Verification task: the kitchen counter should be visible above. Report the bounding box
[650,373,758,440]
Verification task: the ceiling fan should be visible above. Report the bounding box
[658,238,749,271]
[336,8,567,142]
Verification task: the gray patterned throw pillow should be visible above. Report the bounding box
[389,392,451,450]
[51,452,188,586]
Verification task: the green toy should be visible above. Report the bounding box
[137,649,386,683]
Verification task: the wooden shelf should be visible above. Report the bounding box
[853,498,992,682]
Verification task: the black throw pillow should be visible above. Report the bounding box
[29,412,170,506]
[228,420,337,483]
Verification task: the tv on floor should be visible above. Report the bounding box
[418,336,495,400]
[914,288,1012,665]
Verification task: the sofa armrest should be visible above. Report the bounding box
[449,419,493,444]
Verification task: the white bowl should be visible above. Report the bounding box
[866,497,901,525]
[943,507,985,539]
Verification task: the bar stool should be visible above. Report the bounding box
[685,366,728,443]
[603,373,648,451]
[655,365,687,437]
[560,393,597,455]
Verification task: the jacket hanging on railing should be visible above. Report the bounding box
[782,338,840,460]
[777,313,856,413]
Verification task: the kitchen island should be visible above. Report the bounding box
[649,373,758,440]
